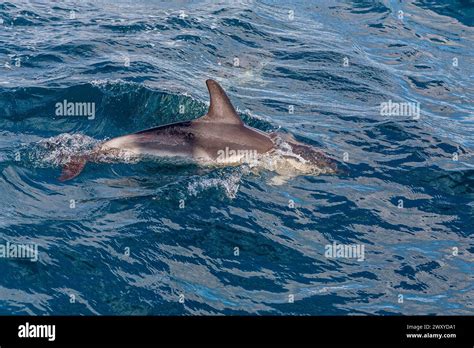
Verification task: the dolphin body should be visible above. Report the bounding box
[59,79,337,182]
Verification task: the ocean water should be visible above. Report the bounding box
[0,0,473,315]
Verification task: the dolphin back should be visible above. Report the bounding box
[193,79,274,154]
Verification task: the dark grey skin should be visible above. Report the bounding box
[59,79,337,181]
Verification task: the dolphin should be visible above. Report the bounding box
[59,79,338,182]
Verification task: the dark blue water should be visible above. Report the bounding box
[0,0,473,315]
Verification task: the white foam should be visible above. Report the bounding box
[187,171,242,199]
[31,133,99,167]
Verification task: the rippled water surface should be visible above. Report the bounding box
[0,0,473,315]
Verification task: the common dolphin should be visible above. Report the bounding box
[59,79,338,182]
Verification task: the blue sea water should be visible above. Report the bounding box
[0,0,473,315]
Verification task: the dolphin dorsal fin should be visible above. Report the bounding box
[199,79,243,125]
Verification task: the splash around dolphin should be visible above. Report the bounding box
[59,79,338,183]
